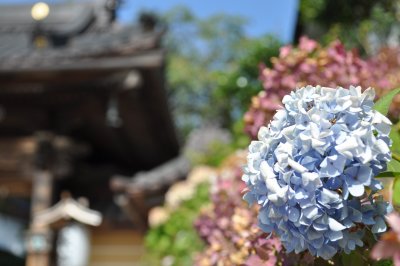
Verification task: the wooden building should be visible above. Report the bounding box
[0,1,184,265]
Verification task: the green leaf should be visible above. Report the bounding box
[388,158,400,173]
[374,259,394,266]
[393,178,400,205]
[390,127,400,154]
[376,158,400,178]
[374,87,400,116]
[341,251,365,266]
[376,171,396,178]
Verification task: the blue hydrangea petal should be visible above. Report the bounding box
[347,183,365,197]
[317,245,337,260]
[371,216,387,233]
[288,207,300,222]
[326,229,343,241]
[328,217,346,231]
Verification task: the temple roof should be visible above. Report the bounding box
[0,0,116,34]
[0,27,164,72]
[0,1,163,72]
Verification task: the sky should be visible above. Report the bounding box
[118,0,299,43]
[0,0,299,43]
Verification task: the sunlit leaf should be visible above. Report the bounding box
[390,126,400,154]
[374,87,400,116]
[376,158,400,178]
[393,178,400,205]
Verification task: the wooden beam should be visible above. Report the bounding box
[0,177,32,197]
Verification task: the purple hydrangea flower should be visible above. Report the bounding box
[243,86,392,259]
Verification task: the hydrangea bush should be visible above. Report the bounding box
[244,37,400,139]
[242,86,393,260]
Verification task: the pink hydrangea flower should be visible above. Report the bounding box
[244,37,400,139]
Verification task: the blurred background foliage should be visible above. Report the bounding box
[298,0,400,54]
[154,6,281,139]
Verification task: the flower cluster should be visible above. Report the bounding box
[243,86,392,259]
[148,166,217,227]
[195,151,313,265]
[244,37,400,139]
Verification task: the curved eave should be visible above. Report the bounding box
[0,50,165,76]
[33,198,103,227]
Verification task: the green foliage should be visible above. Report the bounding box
[377,159,400,179]
[213,35,281,128]
[187,140,235,167]
[160,6,249,136]
[299,0,400,54]
[393,178,400,205]
[144,183,210,266]
[341,250,365,266]
[300,0,389,26]
[374,260,394,266]
[390,127,400,155]
[157,6,280,138]
[231,119,251,148]
[374,88,400,116]
[299,0,326,23]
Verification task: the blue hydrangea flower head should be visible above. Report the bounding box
[242,86,392,259]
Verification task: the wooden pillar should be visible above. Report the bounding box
[26,133,56,266]
[24,133,84,266]
[26,171,53,266]
[31,171,53,216]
